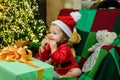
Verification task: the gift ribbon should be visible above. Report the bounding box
[0,46,44,80]
[25,61,44,80]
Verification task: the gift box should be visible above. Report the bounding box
[0,58,54,80]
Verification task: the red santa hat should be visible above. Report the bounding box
[51,11,81,38]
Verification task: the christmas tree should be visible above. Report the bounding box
[0,0,47,48]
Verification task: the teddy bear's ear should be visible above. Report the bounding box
[112,32,117,39]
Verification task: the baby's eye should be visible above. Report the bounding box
[54,32,57,34]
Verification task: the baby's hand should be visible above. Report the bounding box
[49,40,57,53]
[38,39,49,54]
[39,39,57,53]
[41,39,49,49]
[38,46,45,54]
[45,58,53,64]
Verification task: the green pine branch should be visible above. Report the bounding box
[0,0,47,48]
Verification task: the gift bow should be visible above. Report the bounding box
[0,46,44,80]
[0,46,32,62]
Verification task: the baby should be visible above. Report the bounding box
[34,11,82,79]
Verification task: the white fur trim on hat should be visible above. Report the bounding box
[52,20,72,38]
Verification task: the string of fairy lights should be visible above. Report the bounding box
[0,0,47,48]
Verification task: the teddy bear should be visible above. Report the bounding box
[88,30,117,52]
[82,30,117,72]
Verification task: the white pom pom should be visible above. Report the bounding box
[70,11,81,22]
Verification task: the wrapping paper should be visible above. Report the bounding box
[0,58,54,80]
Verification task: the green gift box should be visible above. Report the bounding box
[0,58,54,80]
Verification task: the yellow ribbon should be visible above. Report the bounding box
[0,46,44,80]
[25,61,44,80]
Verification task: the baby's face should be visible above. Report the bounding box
[47,24,66,43]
